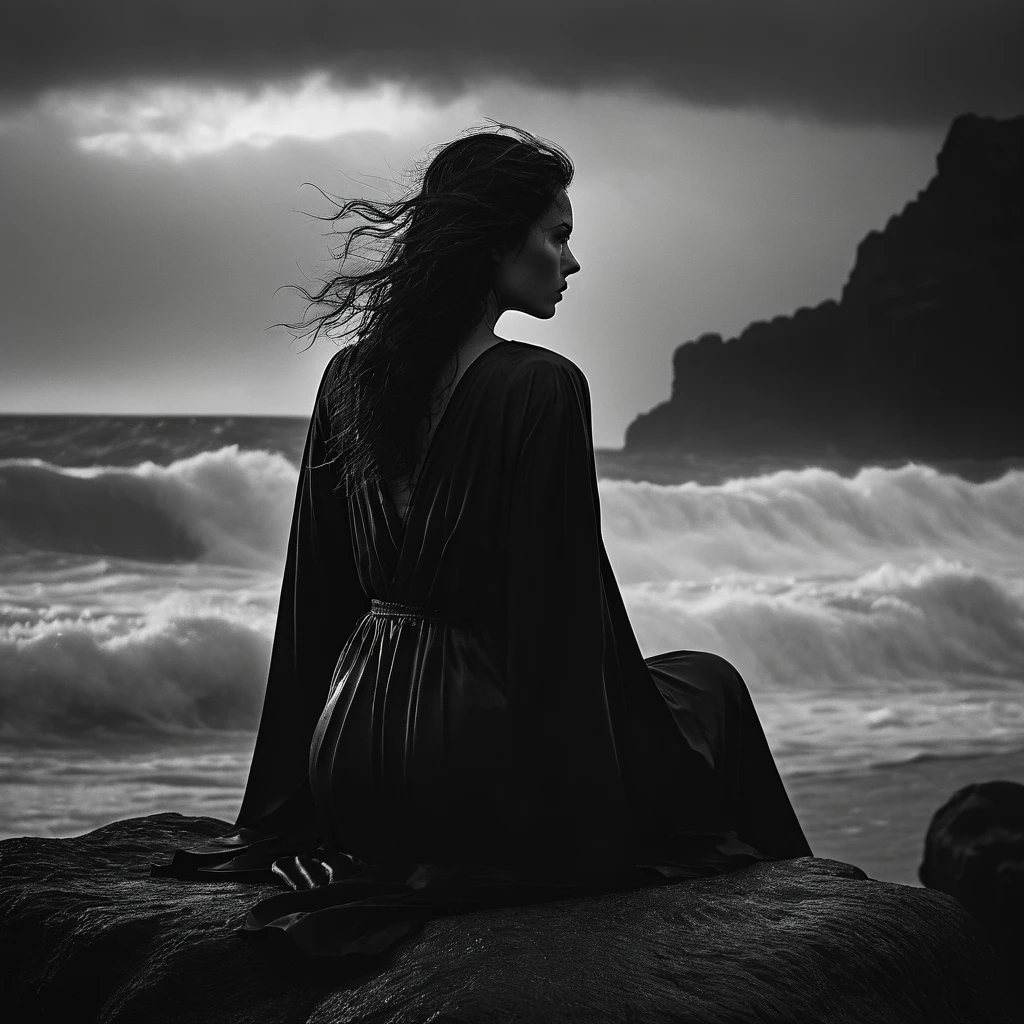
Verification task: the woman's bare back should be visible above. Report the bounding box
[384,335,508,526]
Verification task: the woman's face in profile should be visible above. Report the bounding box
[494,188,580,319]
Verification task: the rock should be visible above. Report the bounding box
[919,780,1024,1001]
[624,112,1024,461]
[0,813,1013,1023]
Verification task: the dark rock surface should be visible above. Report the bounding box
[0,813,1014,1023]
[919,780,1024,1000]
[624,112,1024,460]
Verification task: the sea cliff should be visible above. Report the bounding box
[624,113,1024,459]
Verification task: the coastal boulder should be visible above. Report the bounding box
[0,812,1012,1023]
[920,780,1024,998]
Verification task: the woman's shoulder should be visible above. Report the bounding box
[319,338,588,403]
[324,342,357,376]
[311,345,357,437]
[502,339,589,392]
[497,340,592,428]
[321,338,580,375]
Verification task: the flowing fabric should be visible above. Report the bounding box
[151,338,812,960]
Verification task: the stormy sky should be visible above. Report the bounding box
[1,1,1021,446]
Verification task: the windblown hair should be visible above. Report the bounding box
[277,120,574,496]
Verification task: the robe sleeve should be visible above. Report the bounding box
[231,349,371,837]
[500,359,633,882]
[151,349,370,879]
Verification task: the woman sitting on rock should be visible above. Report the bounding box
[152,120,813,961]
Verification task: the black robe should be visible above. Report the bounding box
[151,338,812,959]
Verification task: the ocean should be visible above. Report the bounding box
[2,414,1022,886]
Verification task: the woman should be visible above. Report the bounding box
[152,122,812,960]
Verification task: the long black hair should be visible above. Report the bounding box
[276,119,574,496]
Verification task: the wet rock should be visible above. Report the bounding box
[0,812,1012,1023]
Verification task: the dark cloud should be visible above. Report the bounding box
[2,0,1021,127]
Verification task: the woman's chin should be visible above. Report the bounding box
[522,298,560,319]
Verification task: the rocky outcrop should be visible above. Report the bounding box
[920,780,1024,1001]
[0,812,1013,1023]
[625,113,1024,459]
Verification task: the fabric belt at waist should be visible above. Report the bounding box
[368,597,503,625]
[369,598,448,622]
